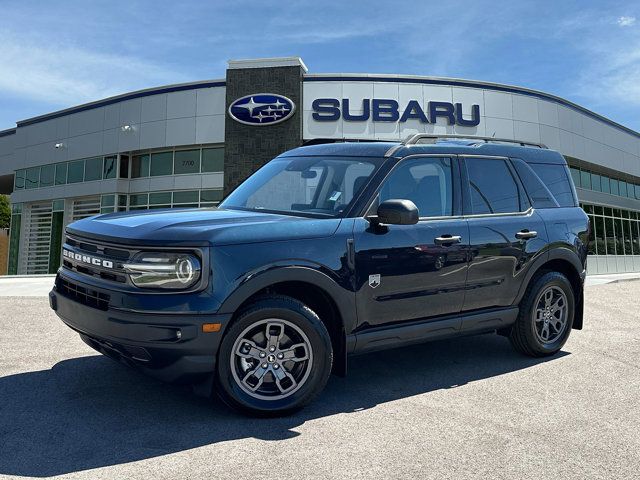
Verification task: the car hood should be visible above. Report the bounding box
[66,207,342,247]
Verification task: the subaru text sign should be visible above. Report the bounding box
[229,93,296,126]
[312,98,480,126]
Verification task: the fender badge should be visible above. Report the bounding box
[369,274,381,288]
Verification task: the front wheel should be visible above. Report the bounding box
[215,295,333,416]
[510,271,575,357]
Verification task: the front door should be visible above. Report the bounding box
[354,156,469,330]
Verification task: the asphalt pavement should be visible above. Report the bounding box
[0,282,638,479]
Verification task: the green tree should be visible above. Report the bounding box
[0,195,10,230]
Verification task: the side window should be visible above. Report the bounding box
[466,158,522,214]
[511,158,559,208]
[529,163,576,207]
[378,157,453,217]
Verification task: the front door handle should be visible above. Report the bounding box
[515,230,538,239]
[434,235,462,245]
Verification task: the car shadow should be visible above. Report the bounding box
[0,333,569,477]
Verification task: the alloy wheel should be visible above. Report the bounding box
[230,319,313,400]
[533,286,569,344]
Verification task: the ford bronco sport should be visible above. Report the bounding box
[50,134,589,416]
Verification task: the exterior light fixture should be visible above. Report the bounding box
[121,125,133,132]
[54,142,64,149]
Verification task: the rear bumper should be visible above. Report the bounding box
[49,278,231,384]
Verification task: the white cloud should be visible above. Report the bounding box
[0,32,190,115]
[617,16,636,27]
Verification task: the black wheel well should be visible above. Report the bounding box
[530,258,584,329]
[234,281,347,375]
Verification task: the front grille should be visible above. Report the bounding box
[62,259,127,283]
[62,234,131,284]
[65,236,131,260]
[58,277,110,311]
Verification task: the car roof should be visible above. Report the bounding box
[280,139,567,165]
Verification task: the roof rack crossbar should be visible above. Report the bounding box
[401,134,547,149]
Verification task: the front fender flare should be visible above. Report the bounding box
[218,264,357,335]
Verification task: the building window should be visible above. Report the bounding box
[14,169,25,190]
[117,194,128,212]
[129,193,149,209]
[584,203,640,257]
[55,163,68,185]
[84,157,103,182]
[40,165,55,188]
[580,170,592,190]
[68,160,85,183]
[103,156,117,179]
[610,179,619,196]
[202,147,224,172]
[100,194,115,214]
[149,191,172,209]
[150,152,173,176]
[119,155,130,178]
[25,167,40,189]
[601,175,610,194]
[200,189,223,206]
[174,149,200,175]
[131,154,150,178]
[172,190,199,206]
[619,181,628,198]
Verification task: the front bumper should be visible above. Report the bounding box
[50,275,231,384]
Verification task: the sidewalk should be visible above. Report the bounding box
[585,271,640,286]
[1,272,639,297]
[0,275,55,297]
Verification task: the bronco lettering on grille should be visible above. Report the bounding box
[63,248,114,269]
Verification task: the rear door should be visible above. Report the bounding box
[461,155,547,311]
[353,155,470,329]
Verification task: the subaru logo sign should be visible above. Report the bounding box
[228,93,296,126]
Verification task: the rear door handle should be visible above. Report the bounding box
[434,235,462,245]
[515,230,537,239]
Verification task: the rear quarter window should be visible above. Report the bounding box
[529,163,576,207]
[511,159,559,208]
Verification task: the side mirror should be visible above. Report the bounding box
[373,199,419,225]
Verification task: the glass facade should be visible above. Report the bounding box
[12,147,224,191]
[571,165,640,200]
[97,189,223,214]
[582,203,640,256]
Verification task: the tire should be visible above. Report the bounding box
[215,295,333,416]
[510,271,575,357]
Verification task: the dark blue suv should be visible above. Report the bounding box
[50,135,589,416]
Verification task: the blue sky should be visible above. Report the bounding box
[1,0,639,130]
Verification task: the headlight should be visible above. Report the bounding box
[123,252,201,289]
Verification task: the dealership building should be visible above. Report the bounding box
[1,56,640,275]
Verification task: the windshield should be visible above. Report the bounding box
[221,156,380,217]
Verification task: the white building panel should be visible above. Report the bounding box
[166,117,196,146]
[483,91,512,120]
[537,100,559,127]
[166,90,197,119]
[119,98,142,128]
[195,115,225,144]
[141,94,167,123]
[196,87,226,116]
[512,94,539,123]
[68,107,105,137]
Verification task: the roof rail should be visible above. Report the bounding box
[402,134,548,149]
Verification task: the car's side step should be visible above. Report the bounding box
[351,307,519,354]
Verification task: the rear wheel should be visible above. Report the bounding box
[510,271,575,357]
[215,295,333,416]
